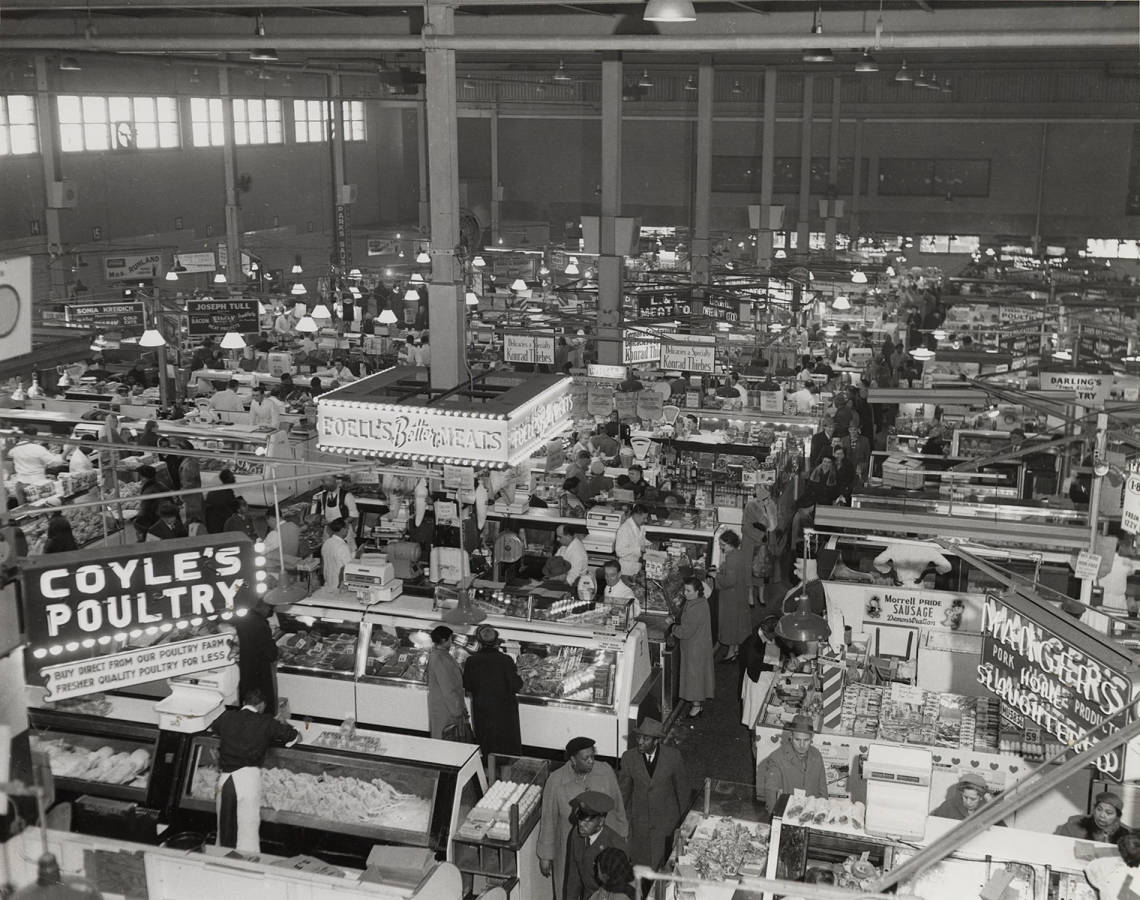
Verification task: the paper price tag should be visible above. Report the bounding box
[1074,550,1102,581]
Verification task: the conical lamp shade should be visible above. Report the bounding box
[138,329,166,348]
[378,309,398,325]
[775,610,831,643]
[295,315,319,333]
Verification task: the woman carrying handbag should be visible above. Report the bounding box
[426,625,470,741]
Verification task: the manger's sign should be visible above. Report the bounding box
[20,534,260,675]
[977,592,1133,779]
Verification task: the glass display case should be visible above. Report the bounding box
[181,735,441,847]
[28,709,165,807]
[275,613,361,679]
[363,621,470,683]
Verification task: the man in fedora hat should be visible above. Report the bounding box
[563,790,628,900]
[539,736,628,899]
[462,624,522,757]
[759,714,828,811]
[618,718,689,870]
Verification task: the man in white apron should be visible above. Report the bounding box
[212,688,300,853]
[309,474,359,552]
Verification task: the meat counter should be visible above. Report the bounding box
[175,725,486,870]
[764,799,1101,900]
[28,706,189,830]
[273,592,654,758]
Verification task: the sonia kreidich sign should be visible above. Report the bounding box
[978,591,1135,779]
[20,534,261,682]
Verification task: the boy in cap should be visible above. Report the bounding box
[759,714,829,811]
[618,718,688,869]
[1056,791,1130,844]
[563,790,628,900]
[538,736,628,899]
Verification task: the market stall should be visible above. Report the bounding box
[274,589,653,759]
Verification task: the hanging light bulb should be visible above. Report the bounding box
[220,331,247,350]
[564,261,580,276]
[403,288,420,301]
[213,269,227,285]
[910,347,936,361]
[775,249,788,260]
[138,329,166,348]
[165,267,179,282]
[472,255,486,268]
[832,295,851,311]
[932,329,948,341]
[851,269,868,284]
[290,282,307,296]
[410,272,425,284]
[291,256,303,274]
[510,278,529,292]
[311,303,332,319]
[416,249,431,264]
[465,291,480,307]
[378,308,398,325]
[295,315,319,333]
[895,59,914,82]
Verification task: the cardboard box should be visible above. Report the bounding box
[360,846,435,888]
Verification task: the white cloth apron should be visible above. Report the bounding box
[216,766,262,853]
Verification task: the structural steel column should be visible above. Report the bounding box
[825,76,841,252]
[33,56,66,301]
[690,56,714,286]
[329,73,349,272]
[423,0,465,391]
[849,119,864,240]
[596,55,624,366]
[219,67,241,286]
[796,74,814,255]
[756,68,777,269]
[490,106,501,244]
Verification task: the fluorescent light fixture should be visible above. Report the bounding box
[138,329,166,348]
[220,331,246,350]
[643,0,696,23]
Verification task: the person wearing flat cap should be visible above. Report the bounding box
[462,624,522,758]
[563,790,628,900]
[1056,791,1131,843]
[539,736,628,899]
[618,718,689,870]
[759,714,829,812]
[931,772,993,820]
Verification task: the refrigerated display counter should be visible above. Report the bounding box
[176,725,486,868]
[274,592,654,758]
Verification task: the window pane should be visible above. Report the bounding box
[249,98,263,120]
[158,122,179,148]
[133,96,156,124]
[136,122,158,149]
[107,97,129,122]
[192,121,210,147]
[233,99,247,123]
[210,121,223,146]
[156,97,177,122]
[57,95,81,122]
[60,123,83,152]
[0,102,7,127]
[250,120,265,144]
[267,120,282,144]
[9,96,34,124]
[267,99,281,121]
[13,124,37,154]
[84,123,108,150]
[234,120,249,144]
[0,132,8,155]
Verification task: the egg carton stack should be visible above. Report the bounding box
[457,779,542,843]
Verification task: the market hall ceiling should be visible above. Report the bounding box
[0,0,1136,71]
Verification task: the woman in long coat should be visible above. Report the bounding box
[426,625,467,740]
[740,484,779,605]
[670,577,715,718]
[462,624,523,756]
[715,529,751,661]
